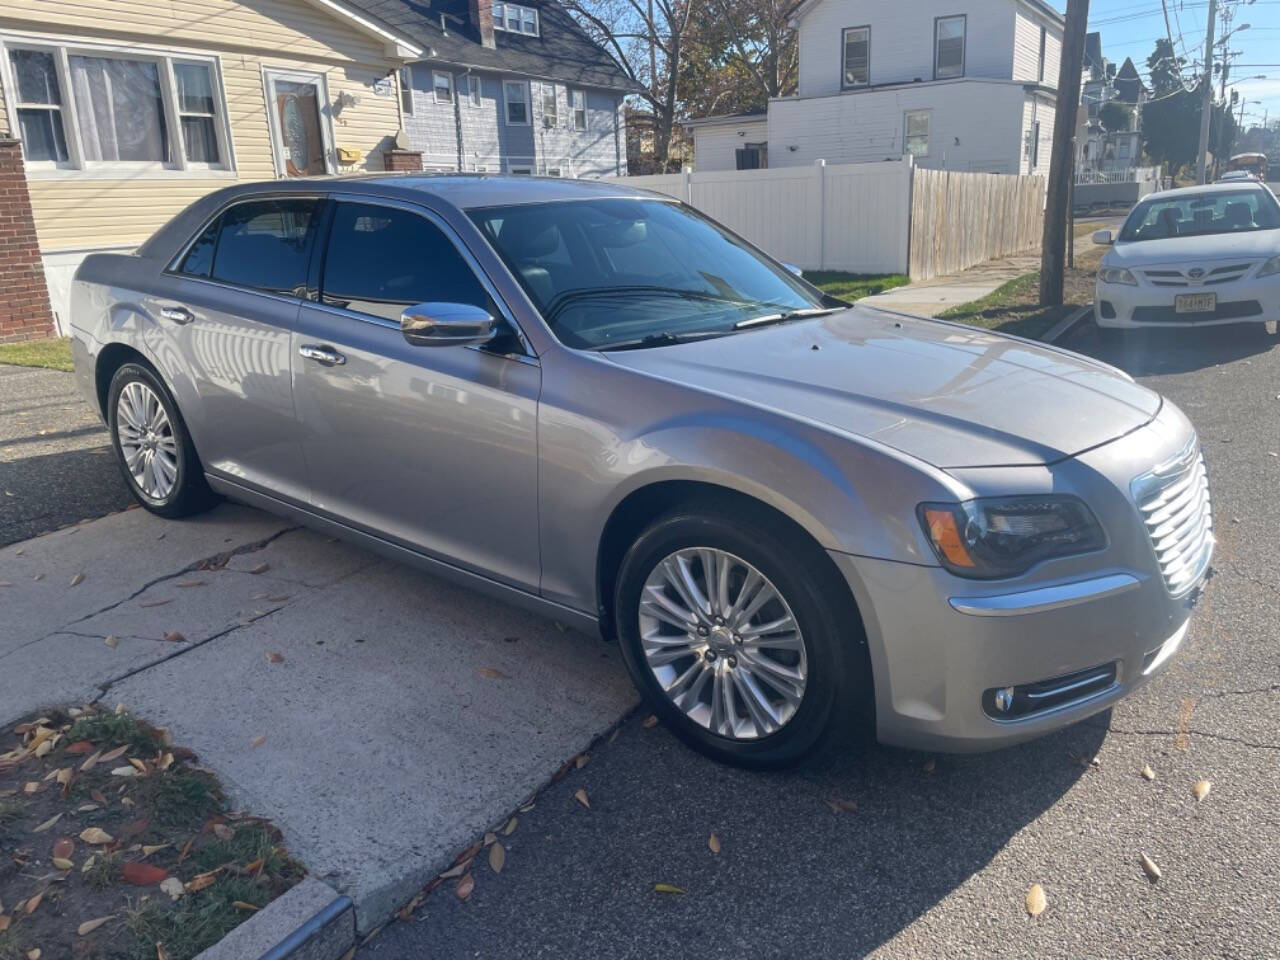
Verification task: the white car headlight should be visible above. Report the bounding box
[1098,266,1138,286]
[1258,255,1280,278]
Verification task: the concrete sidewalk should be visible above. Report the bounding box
[1,503,636,932]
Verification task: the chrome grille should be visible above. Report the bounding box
[1132,438,1213,596]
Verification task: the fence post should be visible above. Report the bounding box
[815,159,826,271]
[682,169,693,205]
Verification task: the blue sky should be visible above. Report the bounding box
[1079,0,1280,128]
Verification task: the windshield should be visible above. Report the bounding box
[1118,188,1280,243]
[468,198,830,349]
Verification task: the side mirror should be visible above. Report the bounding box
[781,262,804,277]
[401,302,497,348]
[1092,230,1114,246]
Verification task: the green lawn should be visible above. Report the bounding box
[807,272,911,302]
[0,337,73,372]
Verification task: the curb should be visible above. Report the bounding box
[1043,304,1094,344]
[194,877,355,960]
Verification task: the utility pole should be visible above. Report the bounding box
[1039,0,1090,307]
[1196,0,1219,184]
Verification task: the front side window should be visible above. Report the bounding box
[175,62,221,164]
[905,110,929,157]
[541,83,558,127]
[504,81,528,124]
[470,198,826,350]
[842,27,869,88]
[935,15,966,79]
[321,202,491,322]
[185,198,321,296]
[8,49,68,163]
[433,71,453,104]
[1119,189,1280,242]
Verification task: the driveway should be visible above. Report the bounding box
[0,363,132,545]
[362,323,1280,959]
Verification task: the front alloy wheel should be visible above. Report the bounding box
[639,548,807,740]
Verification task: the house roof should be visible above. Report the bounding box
[790,0,1063,27]
[683,109,767,129]
[341,0,635,91]
[298,0,424,57]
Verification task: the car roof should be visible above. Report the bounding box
[246,173,664,209]
[1143,181,1272,201]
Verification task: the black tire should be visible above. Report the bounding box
[614,502,868,768]
[106,362,217,518]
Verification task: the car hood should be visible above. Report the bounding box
[1106,229,1280,268]
[601,307,1161,468]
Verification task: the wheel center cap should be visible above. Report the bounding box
[709,625,735,653]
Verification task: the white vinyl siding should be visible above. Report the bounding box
[1012,8,1061,85]
[690,118,768,171]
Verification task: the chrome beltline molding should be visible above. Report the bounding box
[948,572,1144,617]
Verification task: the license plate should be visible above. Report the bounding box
[1175,293,1216,314]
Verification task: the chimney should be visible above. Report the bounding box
[469,0,495,48]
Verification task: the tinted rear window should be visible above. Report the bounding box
[179,198,322,295]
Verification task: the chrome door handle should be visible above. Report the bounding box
[160,306,194,325]
[299,343,346,366]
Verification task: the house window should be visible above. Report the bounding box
[842,26,869,88]
[904,110,929,157]
[1030,119,1041,168]
[467,76,481,108]
[503,80,528,124]
[735,142,767,170]
[175,62,222,164]
[541,82,558,128]
[1117,137,1131,160]
[7,49,68,163]
[399,66,414,116]
[1037,26,1047,83]
[433,71,453,104]
[935,15,966,79]
[3,41,231,173]
[493,3,539,35]
[570,89,586,131]
[546,165,562,177]
[508,163,532,174]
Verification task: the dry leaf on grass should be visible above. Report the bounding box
[26,950,39,960]
[213,823,235,841]
[455,873,475,900]
[52,838,73,859]
[160,877,185,901]
[438,860,472,880]
[128,757,148,774]
[231,901,258,912]
[111,766,139,778]
[1025,883,1047,916]
[0,916,9,933]
[80,827,113,845]
[78,915,114,936]
[1192,780,1212,801]
[265,652,284,664]
[32,812,62,833]
[1139,853,1162,881]
[99,745,129,764]
[652,883,685,895]
[157,944,171,960]
[483,832,497,847]
[23,891,43,914]
[502,817,518,836]
[642,714,659,728]
[1141,765,1156,781]
[185,872,218,893]
[573,788,590,809]
[488,841,505,874]
[52,857,74,871]
[708,833,721,854]
[122,862,168,886]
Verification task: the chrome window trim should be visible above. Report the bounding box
[948,572,1143,617]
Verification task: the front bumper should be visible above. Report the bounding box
[1095,276,1280,328]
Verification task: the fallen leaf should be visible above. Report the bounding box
[609,728,620,744]
[708,833,721,854]
[244,857,265,876]
[175,580,206,588]
[574,788,590,809]
[266,595,290,603]
[34,739,54,758]
[455,873,475,900]
[91,789,107,805]
[52,857,74,870]
[1140,853,1162,881]
[248,562,270,575]
[232,901,259,912]
[826,799,858,814]
[1026,883,1047,917]
[158,944,171,960]
[142,844,169,857]
[1141,765,1156,782]
[111,766,139,778]
[438,860,472,880]
[27,950,40,960]
[23,891,42,914]
[79,750,103,772]
[157,753,174,772]
[64,740,94,755]
[1192,780,1212,801]
[78,915,114,935]
[213,823,234,842]
[265,652,284,664]
[99,745,129,764]
[161,632,185,644]
[77,804,98,813]
[0,916,8,932]
[70,572,85,587]
[502,817,518,836]
[250,735,266,749]
[53,838,73,859]
[517,801,535,814]
[139,599,171,608]
[642,714,659,728]
[185,872,217,893]
[160,877,185,901]
[122,861,168,886]
[23,782,42,795]
[476,666,506,679]
[82,856,96,873]
[652,882,685,895]
[575,754,589,770]
[129,757,148,774]
[32,812,63,833]
[80,827,114,845]
[488,841,505,874]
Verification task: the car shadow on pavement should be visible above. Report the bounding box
[367,706,1107,959]
[0,444,133,546]
[1065,321,1276,377]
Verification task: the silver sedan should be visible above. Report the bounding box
[69,175,1211,767]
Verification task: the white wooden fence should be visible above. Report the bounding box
[619,159,914,275]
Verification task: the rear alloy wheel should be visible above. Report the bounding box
[615,505,862,767]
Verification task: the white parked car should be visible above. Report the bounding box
[1094,182,1280,336]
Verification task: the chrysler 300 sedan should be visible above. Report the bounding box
[70,176,1212,767]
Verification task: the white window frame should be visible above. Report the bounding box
[841,26,870,89]
[904,109,930,158]
[261,66,336,179]
[0,33,235,178]
[493,3,539,36]
[541,82,558,128]
[399,66,414,116]
[433,70,454,105]
[466,75,481,108]
[503,79,530,125]
[506,161,533,174]
[934,15,966,80]
[570,89,586,131]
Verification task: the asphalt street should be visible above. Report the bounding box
[364,323,1280,960]
[0,363,132,546]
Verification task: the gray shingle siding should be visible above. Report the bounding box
[402,65,625,177]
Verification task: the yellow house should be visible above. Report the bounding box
[0,0,425,329]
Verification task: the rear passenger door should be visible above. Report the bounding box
[291,196,541,591]
[148,196,321,504]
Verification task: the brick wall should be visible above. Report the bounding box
[0,140,56,343]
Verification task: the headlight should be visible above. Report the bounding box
[1098,266,1137,286]
[917,496,1106,579]
[1258,255,1280,278]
